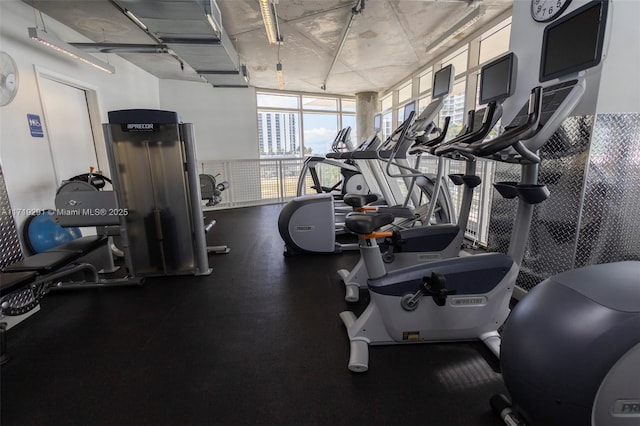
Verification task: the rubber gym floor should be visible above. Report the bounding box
[1,204,507,426]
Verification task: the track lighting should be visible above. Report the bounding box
[28,27,115,74]
[425,5,486,54]
[259,0,281,44]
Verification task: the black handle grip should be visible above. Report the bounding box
[434,101,499,156]
[462,86,543,158]
[407,116,452,155]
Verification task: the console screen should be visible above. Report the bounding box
[479,52,516,105]
[373,113,382,132]
[540,0,608,82]
[432,64,453,98]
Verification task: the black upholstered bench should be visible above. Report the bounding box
[2,251,81,274]
[0,271,37,296]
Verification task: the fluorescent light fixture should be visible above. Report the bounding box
[125,9,148,31]
[276,62,284,90]
[425,5,485,54]
[28,27,115,74]
[259,0,278,44]
[206,14,220,34]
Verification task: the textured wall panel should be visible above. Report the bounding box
[0,165,24,269]
[576,113,640,267]
[488,116,593,291]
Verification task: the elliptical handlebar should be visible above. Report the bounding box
[330,127,353,153]
[381,110,445,178]
[455,86,543,161]
[375,110,416,162]
[424,116,450,148]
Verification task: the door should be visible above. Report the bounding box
[39,77,99,184]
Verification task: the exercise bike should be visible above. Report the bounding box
[339,48,591,372]
[337,101,498,302]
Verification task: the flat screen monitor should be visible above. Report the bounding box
[479,52,516,105]
[432,64,454,98]
[540,0,608,82]
[373,113,382,132]
[403,101,416,119]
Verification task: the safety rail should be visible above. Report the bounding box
[199,158,309,208]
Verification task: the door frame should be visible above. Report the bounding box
[33,66,106,182]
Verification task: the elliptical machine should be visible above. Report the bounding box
[296,127,369,198]
[278,66,456,256]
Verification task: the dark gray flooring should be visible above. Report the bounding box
[1,204,506,426]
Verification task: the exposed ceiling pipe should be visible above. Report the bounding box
[321,0,365,91]
[69,43,169,54]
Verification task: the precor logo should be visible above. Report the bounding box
[613,400,640,417]
[127,123,154,130]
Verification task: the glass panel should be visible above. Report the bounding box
[419,69,432,94]
[257,93,299,108]
[257,111,301,157]
[398,81,412,103]
[479,21,512,64]
[381,94,392,112]
[303,113,339,155]
[442,46,469,75]
[418,96,432,114]
[302,96,338,111]
[341,99,356,112]
[382,112,392,140]
[439,79,467,140]
[341,114,357,143]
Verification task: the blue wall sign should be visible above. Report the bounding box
[27,114,44,138]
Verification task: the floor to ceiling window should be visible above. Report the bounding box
[256,92,356,157]
[376,14,513,245]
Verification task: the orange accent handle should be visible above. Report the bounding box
[364,231,393,239]
[357,206,377,212]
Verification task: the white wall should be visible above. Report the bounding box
[503,0,607,124]
[595,0,640,113]
[505,0,639,121]
[0,0,160,229]
[159,79,259,160]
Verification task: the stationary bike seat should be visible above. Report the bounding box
[343,193,379,208]
[345,212,394,235]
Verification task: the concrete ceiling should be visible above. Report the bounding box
[22,0,513,95]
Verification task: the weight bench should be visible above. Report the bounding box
[1,234,142,315]
[0,223,142,367]
[0,246,120,365]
